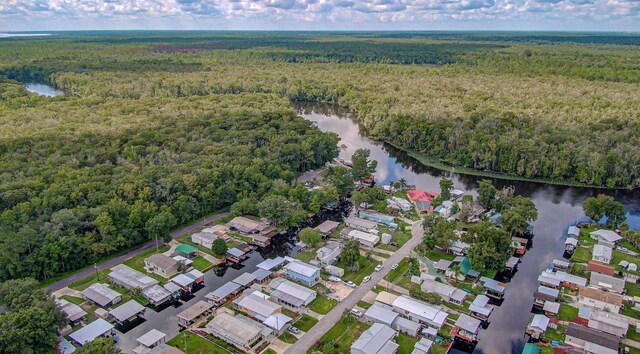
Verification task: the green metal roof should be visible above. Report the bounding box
[522,343,540,354]
[176,244,198,254]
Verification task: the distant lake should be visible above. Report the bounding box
[25,83,64,97]
[0,33,51,38]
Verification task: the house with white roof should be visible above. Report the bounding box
[526,314,550,340]
[588,309,629,337]
[285,260,321,286]
[351,323,398,354]
[206,313,267,351]
[233,292,281,322]
[81,283,122,308]
[590,229,623,248]
[469,295,493,321]
[592,244,613,264]
[109,300,146,324]
[452,314,482,342]
[391,295,449,330]
[69,318,115,346]
[191,232,218,249]
[347,229,380,247]
[316,241,341,266]
[56,298,87,325]
[268,278,317,311]
[590,272,626,294]
[108,264,159,290]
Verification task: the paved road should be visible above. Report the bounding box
[285,220,424,354]
[48,210,230,292]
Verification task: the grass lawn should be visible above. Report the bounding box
[385,257,410,283]
[191,256,213,271]
[309,296,337,315]
[262,350,278,354]
[294,250,317,263]
[621,306,640,318]
[294,314,319,332]
[339,256,377,284]
[397,334,419,353]
[69,272,106,291]
[427,250,455,262]
[372,285,385,293]
[627,326,640,342]
[544,325,566,343]
[612,250,640,269]
[60,295,86,305]
[122,244,170,282]
[571,246,592,263]
[356,300,371,309]
[558,304,579,321]
[312,316,371,354]
[278,332,298,344]
[167,331,229,354]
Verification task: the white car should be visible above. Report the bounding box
[391,263,398,270]
[288,326,301,334]
[345,280,356,288]
[328,276,342,282]
[374,264,383,272]
[362,276,371,283]
[351,309,363,317]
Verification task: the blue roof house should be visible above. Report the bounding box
[286,261,321,287]
[489,213,502,224]
[358,210,395,226]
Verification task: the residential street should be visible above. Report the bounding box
[284,220,423,354]
[48,210,230,292]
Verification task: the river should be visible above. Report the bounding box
[24,82,64,97]
[295,102,640,354]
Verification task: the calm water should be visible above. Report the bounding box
[295,102,640,354]
[24,83,64,97]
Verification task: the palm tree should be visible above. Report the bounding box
[398,178,407,190]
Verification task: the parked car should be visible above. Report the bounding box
[351,309,363,317]
[345,280,356,288]
[618,246,629,253]
[374,264,383,272]
[288,326,301,334]
[328,276,342,282]
[362,276,371,283]
[391,263,398,270]
[389,242,399,247]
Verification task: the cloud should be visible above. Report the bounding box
[0,0,638,30]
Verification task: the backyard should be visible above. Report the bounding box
[385,257,411,283]
[310,315,371,354]
[294,314,319,332]
[309,296,337,315]
[167,331,230,354]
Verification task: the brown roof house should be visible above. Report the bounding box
[144,253,181,278]
[577,286,623,313]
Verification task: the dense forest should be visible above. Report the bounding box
[0,32,639,281]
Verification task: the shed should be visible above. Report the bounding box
[630,263,638,272]
[175,244,198,257]
[325,265,345,277]
[412,338,434,354]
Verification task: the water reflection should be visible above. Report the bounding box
[295,102,640,354]
[24,83,64,97]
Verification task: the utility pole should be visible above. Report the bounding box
[94,263,99,281]
[155,234,159,253]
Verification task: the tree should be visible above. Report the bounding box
[351,148,377,179]
[211,238,228,257]
[477,179,497,209]
[341,239,360,268]
[145,211,177,243]
[231,197,260,216]
[398,178,408,189]
[459,195,475,222]
[583,194,613,222]
[439,178,454,200]
[350,186,385,210]
[299,228,322,247]
[325,166,354,197]
[409,285,442,305]
[501,208,529,236]
[465,222,513,271]
[258,195,294,227]
[0,278,66,354]
[75,338,121,354]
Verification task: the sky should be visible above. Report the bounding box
[0,0,638,32]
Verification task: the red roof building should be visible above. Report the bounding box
[407,189,430,202]
[587,261,616,276]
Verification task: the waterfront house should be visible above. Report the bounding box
[316,241,341,266]
[488,213,502,225]
[451,314,481,342]
[347,229,380,247]
[177,300,213,328]
[109,264,159,291]
[565,237,578,254]
[567,226,580,238]
[232,272,258,289]
[140,284,173,307]
[351,323,398,354]
[469,295,493,321]
[256,256,286,271]
[480,277,506,300]
[175,244,198,258]
[543,301,560,317]
[205,281,243,307]
[577,286,623,313]
[421,279,468,305]
[553,259,571,271]
[268,278,317,311]
[227,247,247,263]
[526,314,550,340]
[135,329,167,352]
[391,295,449,330]
[538,270,587,289]
[81,283,122,308]
[415,200,431,215]
[589,272,626,294]
[190,232,218,249]
[448,240,470,256]
[69,318,115,346]
[285,260,321,286]
[56,298,87,325]
[590,230,623,248]
[109,300,145,325]
[359,209,396,226]
[344,216,378,231]
[144,253,180,278]
[206,313,267,352]
[227,216,277,238]
[314,220,340,236]
[592,245,613,264]
[407,189,431,202]
[169,269,204,294]
[252,269,272,284]
[588,261,616,276]
[534,286,559,308]
[505,257,520,272]
[538,273,561,289]
[387,197,412,211]
[588,309,629,338]
[565,323,620,354]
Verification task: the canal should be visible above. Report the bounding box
[295,102,640,354]
[24,82,64,97]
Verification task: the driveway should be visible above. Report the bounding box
[284,220,423,354]
[48,210,230,292]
